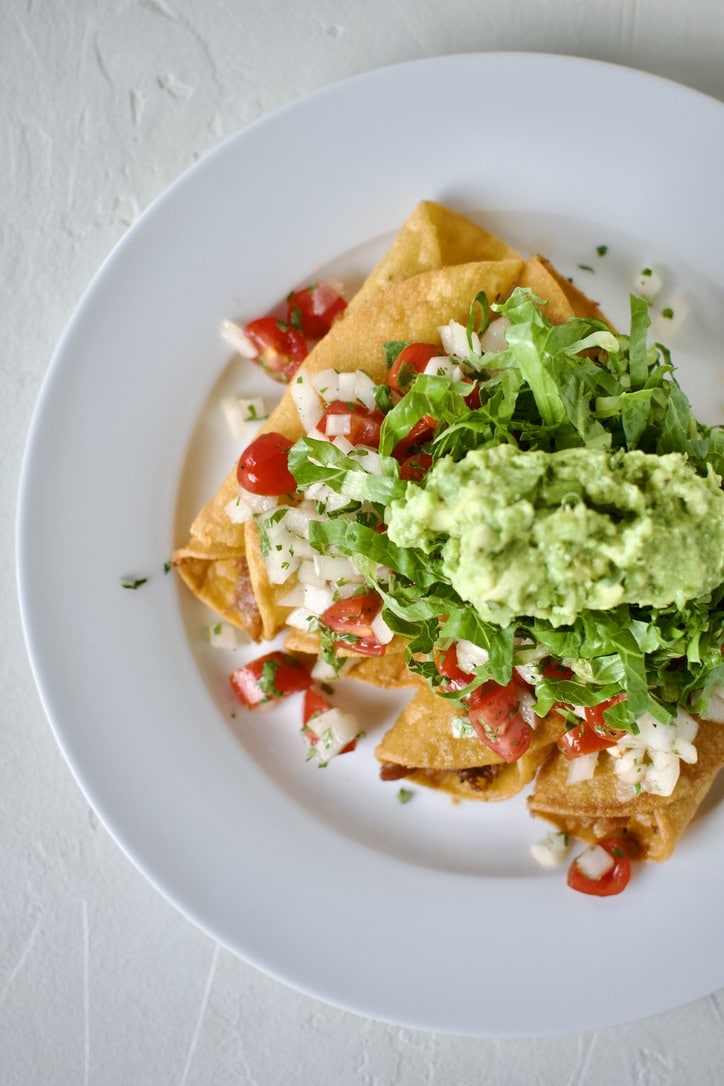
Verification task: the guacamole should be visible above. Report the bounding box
[386,445,724,627]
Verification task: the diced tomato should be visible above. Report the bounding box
[392,414,437,462]
[244,316,308,383]
[302,688,358,754]
[388,343,440,395]
[318,400,384,448]
[557,721,624,759]
[435,643,475,693]
[303,688,333,725]
[236,432,297,495]
[466,678,533,763]
[584,693,627,734]
[321,593,386,657]
[286,282,347,339]
[229,651,312,708]
[347,636,386,657]
[321,592,381,637]
[463,381,481,409]
[399,451,433,481]
[567,838,632,897]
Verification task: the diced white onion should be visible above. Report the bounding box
[337,371,358,401]
[303,583,335,616]
[634,265,663,302]
[290,374,323,432]
[567,751,598,785]
[514,662,541,687]
[352,371,378,411]
[479,317,509,355]
[575,844,615,881]
[220,396,267,439]
[517,690,538,729]
[439,319,480,359]
[307,706,360,764]
[313,555,360,582]
[278,583,304,607]
[370,610,395,646]
[310,368,341,402]
[219,319,258,358]
[331,434,354,454]
[238,489,279,514]
[297,559,327,587]
[285,607,316,631]
[324,413,351,437]
[530,832,570,868]
[422,356,463,380]
[225,496,255,524]
[454,640,490,674]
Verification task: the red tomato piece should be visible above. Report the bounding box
[230,651,312,708]
[321,592,381,637]
[557,721,624,760]
[392,415,437,462]
[567,838,632,897]
[388,342,441,395]
[303,687,332,725]
[399,451,433,482]
[318,400,384,448]
[435,643,475,693]
[286,282,347,339]
[244,316,308,383]
[346,637,386,657]
[467,679,533,763]
[584,693,627,734]
[463,381,481,409]
[236,432,297,495]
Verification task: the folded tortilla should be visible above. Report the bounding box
[173,201,524,635]
[375,682,567,802]
[528,718,724,861]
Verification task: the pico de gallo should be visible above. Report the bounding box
[223,279,724,897]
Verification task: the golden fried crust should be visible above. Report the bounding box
[528,719,724,861]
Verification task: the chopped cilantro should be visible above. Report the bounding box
[661,307,674,319]
[120,576,147,590]
[577,263,594,273]
[163,560,171,574]
[258,657,283,699]
[596,244,608,256]
[397,788,413,804]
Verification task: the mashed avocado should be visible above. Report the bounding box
[386,445,724,627]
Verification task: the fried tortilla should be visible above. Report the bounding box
[173,201,524,632]
[528,719,724,861]
[375,682,567,802]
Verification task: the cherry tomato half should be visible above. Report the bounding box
[584,693,628,734]
[392,415,437,462]
[230,651,312,708]
[318,401,384,448]
[399,451,433,482]
[244,316,308,383]
[236,432,297,495]
[321,592,381,637]
[286,282,347,339]
[467,679,533,763]
[388,343,440,395]
[567,838,632,897]
[557,721,625,760]
[435,643,475,693]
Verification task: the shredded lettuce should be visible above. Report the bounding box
[288,288,723,731]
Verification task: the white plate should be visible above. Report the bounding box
[17,54,724,1037]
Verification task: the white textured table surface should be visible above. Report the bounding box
[6,2,724,1082]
